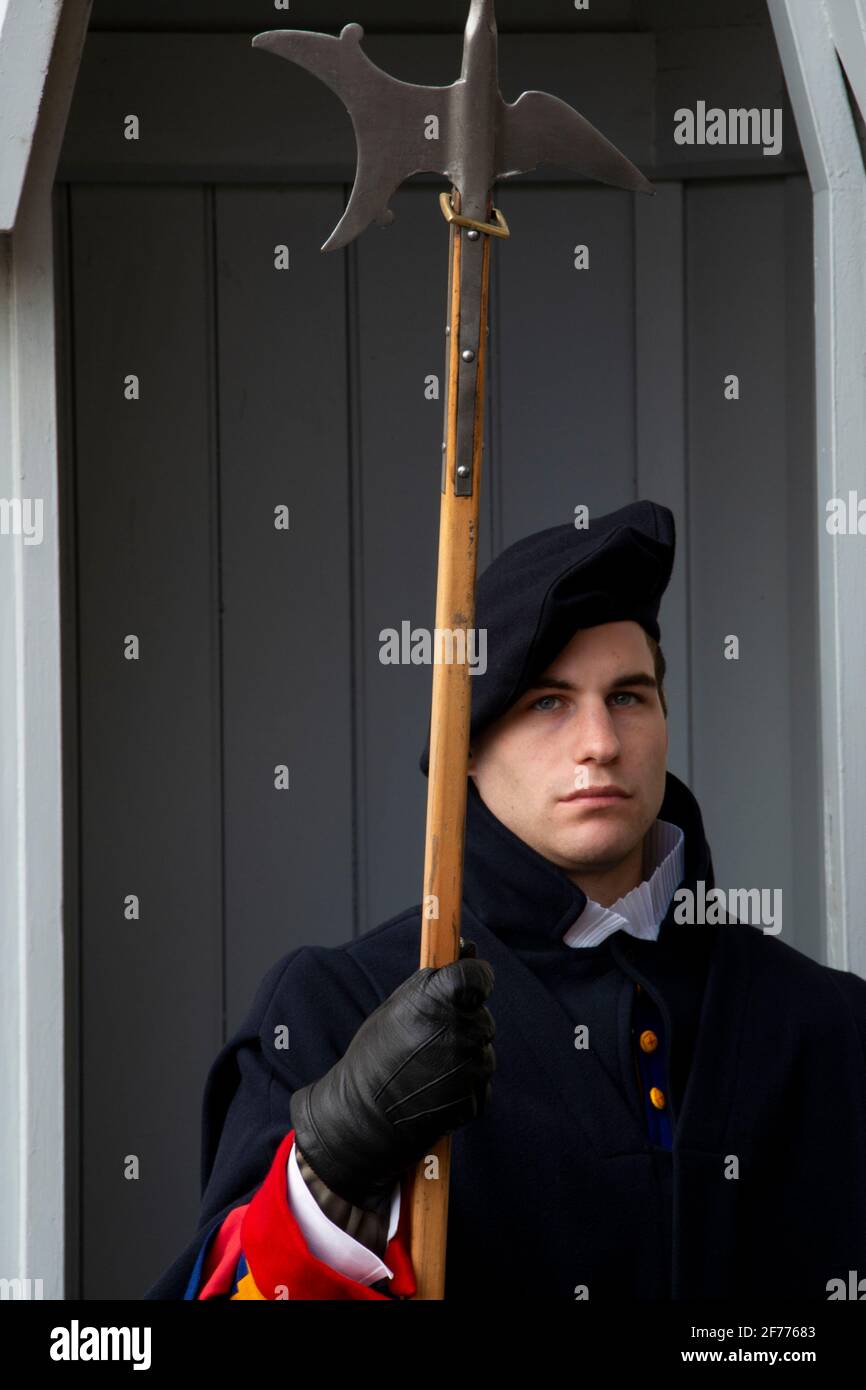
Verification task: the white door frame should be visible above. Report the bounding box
[0,0,863,1300]
[0,0,90,1300]
[768,0,866,976]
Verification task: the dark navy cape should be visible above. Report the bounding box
[144,771,866,1300]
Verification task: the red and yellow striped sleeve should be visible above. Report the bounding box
[185,1130,417,1301]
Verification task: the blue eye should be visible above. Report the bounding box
[532,695,562,711]
[531,691,645,712]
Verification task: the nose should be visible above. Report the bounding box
[570,697,621,768]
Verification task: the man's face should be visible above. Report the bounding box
[468,621,668,880]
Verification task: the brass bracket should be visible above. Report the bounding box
[438,192,510,239]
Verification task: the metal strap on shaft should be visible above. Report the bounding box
[438,191,510,238]
[440,191,495,498]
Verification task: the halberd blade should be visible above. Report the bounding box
[252,1,653,252]
[253,25,454,252]
[498,89,654,195]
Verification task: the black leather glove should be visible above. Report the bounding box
[289,942,495,1210]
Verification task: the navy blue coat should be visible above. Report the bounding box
[144,771,866,1300]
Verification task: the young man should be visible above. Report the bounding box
[145,500,866,1301]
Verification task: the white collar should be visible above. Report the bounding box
[561,819,685,949]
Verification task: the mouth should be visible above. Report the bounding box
[559,787,631,805]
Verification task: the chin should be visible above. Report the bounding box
[560,826,631,862]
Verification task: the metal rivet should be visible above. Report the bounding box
[461,348,475,362]
[445,325,450,334]
[441,442,446,451]
[456,464,469,476]
[467,229,480,240]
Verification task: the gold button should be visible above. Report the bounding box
[649,1086,666,1110]
[635,983,642,994]
[639,1029,658,1053]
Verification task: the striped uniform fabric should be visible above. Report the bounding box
[183,1131,416,1300]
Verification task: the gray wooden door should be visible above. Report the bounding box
[57,3,818,1298]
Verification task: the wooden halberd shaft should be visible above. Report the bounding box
[409,189,493,1300]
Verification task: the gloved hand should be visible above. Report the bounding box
[289,939,495,1210]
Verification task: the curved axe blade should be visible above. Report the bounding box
[252,0,653,253]
[252,23,454,253]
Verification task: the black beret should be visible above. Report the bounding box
[419,499,675,777]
